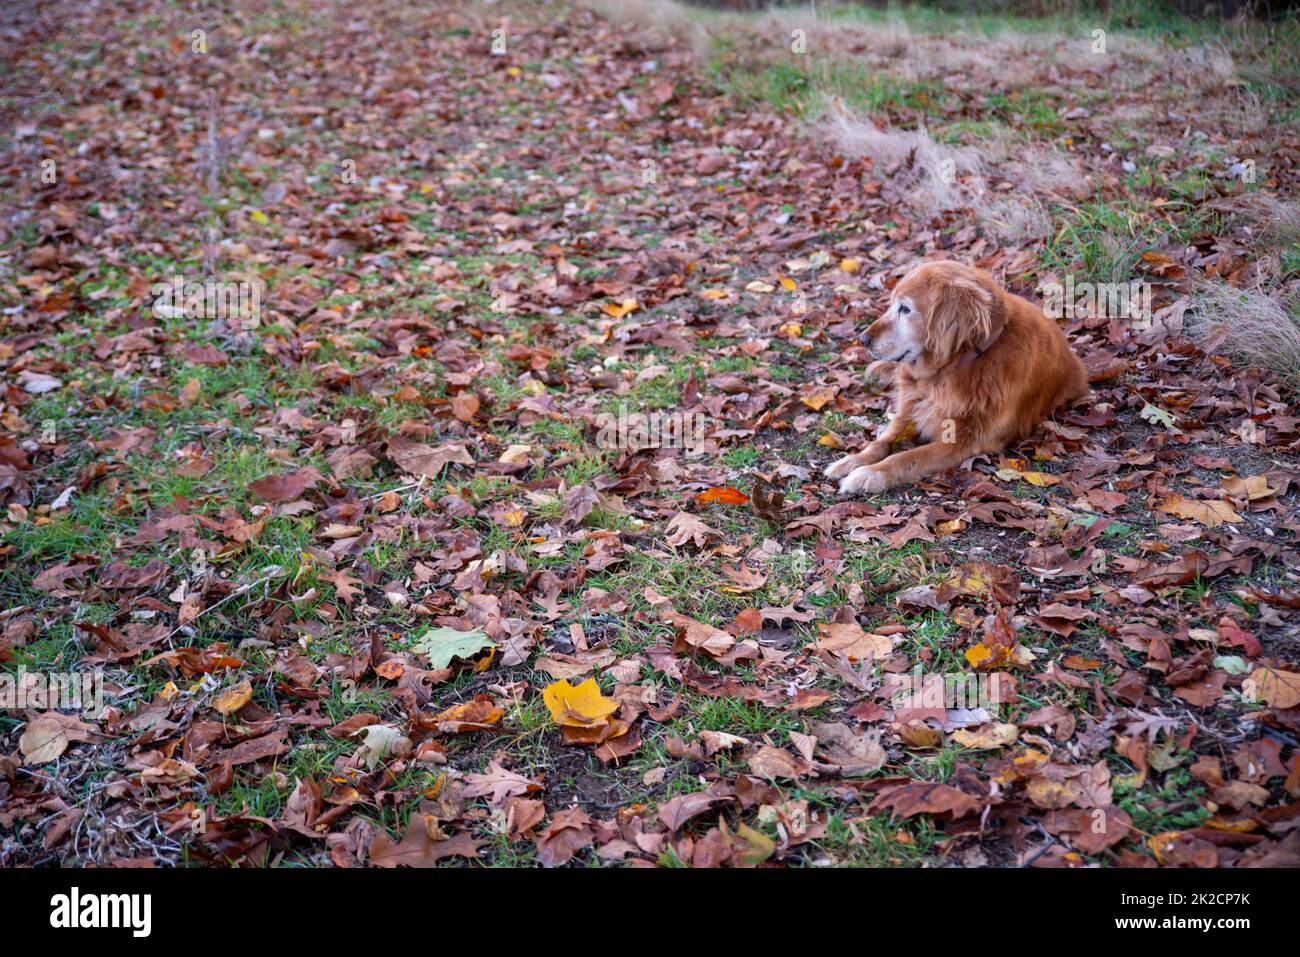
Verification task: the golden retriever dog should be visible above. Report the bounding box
[826,261,1088,495]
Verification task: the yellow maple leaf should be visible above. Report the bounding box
[602,299,639,319]
[473,646,497,674]
[800,390,834,411]
[1020,471,1059,487]
[434,697,503,724]
[964,642,1014,670]
[722,819,776,866]
[949,564,990,597]
[542,677,619,728]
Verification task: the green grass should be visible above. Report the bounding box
[828,0,1300,51]
[716,58,953,119]
[1040,201,1165,284]
[1115,766,1211,837]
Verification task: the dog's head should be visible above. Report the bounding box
[861,261,998,371]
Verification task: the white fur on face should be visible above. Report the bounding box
[870,294,924,363]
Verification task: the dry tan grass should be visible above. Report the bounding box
[1187,281,1300,388]
[822,102,1086,239]
[1210,194,1300,249]
[582,0,1239,98]
[581,0,710,53]
[823,105,976,214]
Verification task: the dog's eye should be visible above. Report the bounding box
[897,304,910,315]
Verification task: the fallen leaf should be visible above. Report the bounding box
[19,713,99,765]
[542,677,619,728]
[695,486,749,506]
[370,816,481,867]
[213,680,253,716]
[1155,495,1242,528]
[1247,667,1300,709]
[411,626,495,669]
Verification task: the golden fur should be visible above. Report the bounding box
[826,261,1088,494]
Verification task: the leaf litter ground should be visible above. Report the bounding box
[1,0,1300,868]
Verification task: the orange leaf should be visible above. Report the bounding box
[601,298,639,319]
[214,679,253,716]
[694,486,749,506]
[732,608,763,635]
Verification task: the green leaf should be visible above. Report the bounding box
[1138,402,1176,428]
[1212,654,1250,675]
[411,626,494,669]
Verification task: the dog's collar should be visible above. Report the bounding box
[951,318,1006,368]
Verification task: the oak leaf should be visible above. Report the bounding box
[370,816,481,867]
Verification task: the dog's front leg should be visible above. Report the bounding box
[838,438,977,495]
[824,405,914,481]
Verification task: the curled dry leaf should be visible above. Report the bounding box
[353,724,412,770]
[811,620,892,662]
[811,721,885,776]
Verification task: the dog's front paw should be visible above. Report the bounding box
[824,453,864,481]
[839,465,888,496]
[865,359,897,384]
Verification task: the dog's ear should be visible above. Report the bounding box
[924,273,994,366]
